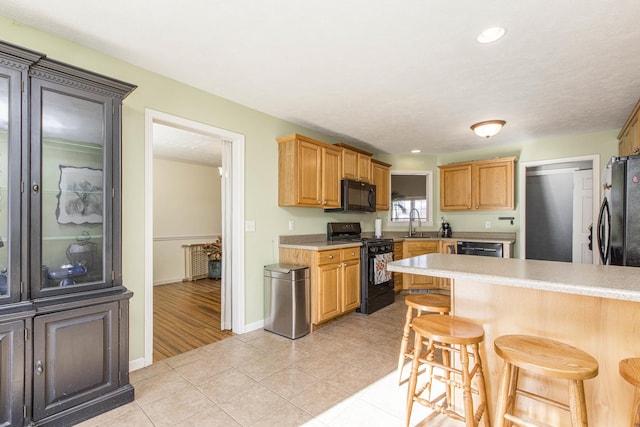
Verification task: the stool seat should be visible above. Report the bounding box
[494,334,598,427]
[620,358,640,387]
[412,314,484,346]
[405,293,451,313]
[494,335,598,380]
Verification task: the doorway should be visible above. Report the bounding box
[520,155,600,264]
[144,109,245,366]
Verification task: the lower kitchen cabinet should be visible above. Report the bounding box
[0,319,27,427]
[438,239,457,291]
[393,242,403,291]
[403,240,439,290]
[280,246,360,329]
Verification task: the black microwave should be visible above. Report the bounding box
[325,179,376,213]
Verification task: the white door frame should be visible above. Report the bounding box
[144,109,245,366]
[519,154,600,264]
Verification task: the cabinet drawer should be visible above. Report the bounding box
[341,247,360,261]
[318,249,341,265]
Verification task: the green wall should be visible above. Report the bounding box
[377,130,618,238]
[0,16,621,362]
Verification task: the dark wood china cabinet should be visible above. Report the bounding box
[0,40,135,426]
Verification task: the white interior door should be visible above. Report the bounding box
[573,170,593,263]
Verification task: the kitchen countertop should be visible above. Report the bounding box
[388,253,640,302]
[389,236,515,244]
[278,240,362,251]
[278,232,516,250]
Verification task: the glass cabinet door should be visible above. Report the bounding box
[30,79,114,298]
[0,65,23,304]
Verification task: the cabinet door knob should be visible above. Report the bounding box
[36,360,44,375]
[32,182,40,193]
[328,255,334,259]
[322,200,327,205]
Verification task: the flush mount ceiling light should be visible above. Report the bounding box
[411,149,421,153]
[477,26,506,43]
[470,120,506,138]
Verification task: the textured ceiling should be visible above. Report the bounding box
[2,0,640,155]
[152,123,222,166]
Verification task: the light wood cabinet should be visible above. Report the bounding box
[335,143,372,183]
[277,134,342,208]
[437,239,457,291]
[439,164,472,210]
[280,246,360,328]
[371,159,391,211]
[618,99,640,156]
[439,157,516,211]
[393,242,403,291]
[403,240,439,290]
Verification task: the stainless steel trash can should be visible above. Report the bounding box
[264,264,310,339]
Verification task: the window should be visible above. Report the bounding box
[390,171,433,225]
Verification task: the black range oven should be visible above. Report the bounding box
[327,222,395,314]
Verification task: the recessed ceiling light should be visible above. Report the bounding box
[411,149,421,154]
[477,27,506,44]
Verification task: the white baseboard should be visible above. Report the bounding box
[153,278,184,286]
[129,357,146,372]
[242,319,264,333]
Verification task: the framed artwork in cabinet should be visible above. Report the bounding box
[55,165,103,224]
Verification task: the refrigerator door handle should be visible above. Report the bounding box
[597,197,610,264]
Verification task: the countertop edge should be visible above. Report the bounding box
[388,254,640,303]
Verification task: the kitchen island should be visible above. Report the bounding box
[388,254,640,426]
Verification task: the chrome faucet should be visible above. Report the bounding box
[409,208,421,237]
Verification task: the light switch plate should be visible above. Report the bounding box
[245,220,256,232]
[288,220,295,231]
[485,221,491,229]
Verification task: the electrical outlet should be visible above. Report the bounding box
[245,220,256,232]
[288,220,295,231]
[485,221,491,229]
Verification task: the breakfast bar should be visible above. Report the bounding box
[388,254,640,426]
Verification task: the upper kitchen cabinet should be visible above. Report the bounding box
[371,159,391,211]
[439,157,516,211]
[618,98,640,156]
[277,134,342,208]
[335,143,372,183]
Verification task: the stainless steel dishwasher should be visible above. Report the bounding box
[456,241,504,257]
[263,264,310,339]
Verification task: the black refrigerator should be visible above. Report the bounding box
[601,155,640,266]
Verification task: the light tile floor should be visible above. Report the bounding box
[77,298,463,427]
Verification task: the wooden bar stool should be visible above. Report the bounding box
[406,314,489,427]
[397,293,451,384]
[619,357,640,426]
[494,335,599,427]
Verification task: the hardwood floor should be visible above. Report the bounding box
[153,278,233,361]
